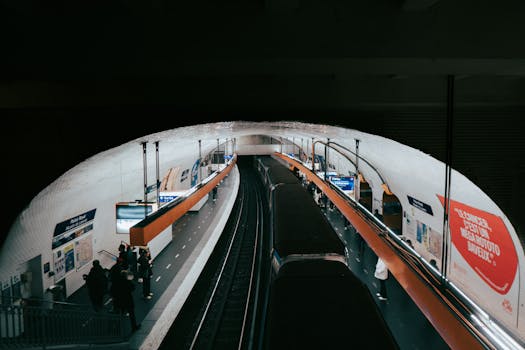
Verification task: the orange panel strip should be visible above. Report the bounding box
[130,158,237,246]
[274,153,486,350]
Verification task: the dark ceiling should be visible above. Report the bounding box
[1,0,525,249]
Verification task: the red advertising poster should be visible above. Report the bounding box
[438,195,518,294]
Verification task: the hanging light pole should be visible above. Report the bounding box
[306,138,310,164]
[141,141,148,217]
[441,74,455,280]
[311,138,315,171]
[155,141,160,208]
[216,138,220,166]
[301,138,304,161]
[324,138,329,181]
[355,139,360,202]
[198,140,202,183]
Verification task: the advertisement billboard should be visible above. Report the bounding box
[438,195,520,330]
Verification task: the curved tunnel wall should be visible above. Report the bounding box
[0,121,523,342]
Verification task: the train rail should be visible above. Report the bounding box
[188,161,264,349]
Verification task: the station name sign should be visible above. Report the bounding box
[407,195,433,215]
[53,209,97,237]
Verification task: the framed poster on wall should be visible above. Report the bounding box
[75,235,93,270]
[53,249,66,282]
[64,244,75,273]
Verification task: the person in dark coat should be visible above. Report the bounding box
[374,209,384,222]
[114,270,140,332]
[127,245,138,278]
[118,244,129,270]
[343,216,350,230]
[138,249,153,299]
[212,186,218,201]
[109,258,124,313]
[86,260,108,312]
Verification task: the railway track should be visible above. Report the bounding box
[188,160,265,349]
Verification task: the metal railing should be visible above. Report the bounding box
[98,249,118,260]
[0,301,126,349]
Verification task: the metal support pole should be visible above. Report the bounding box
[280,137,283,153]
[324,144,328,181]
[216,138,220,165]
[441,75,455,280]
[292,136,295,156]
[141,141,148,217]
[198,140,202,184]
[155,141,160,208]
[311,138,315,171]
[355,139,360,202]
[306,138,309,160]
[301,138,304,160]
[324,137,330,181]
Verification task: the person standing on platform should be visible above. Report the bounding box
[212,186,218,201]
[374,209,384,222]
[343,216,350,230]
[138,249,153,300]
[86,260,108,312]
[127,245,137,279]
[307,181,315,195]
[109,258,124,313]
[313,189,321,206]
[354,228,366,263]
[374,257,388,301]
[118,244,129,270]
[115,270,140,332]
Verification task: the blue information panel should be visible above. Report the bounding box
[330,176,354,191]
[159,195,179,204]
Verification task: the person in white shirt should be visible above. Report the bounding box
[374,257,388,301]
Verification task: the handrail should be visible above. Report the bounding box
[1,295,92,308]
[98,249,118,260]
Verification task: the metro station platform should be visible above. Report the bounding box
[67,163,449,350]
[67,166,240,350]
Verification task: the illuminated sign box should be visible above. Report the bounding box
[329,176,355,191]
[116,202,158,234]
[159,191,186,205]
